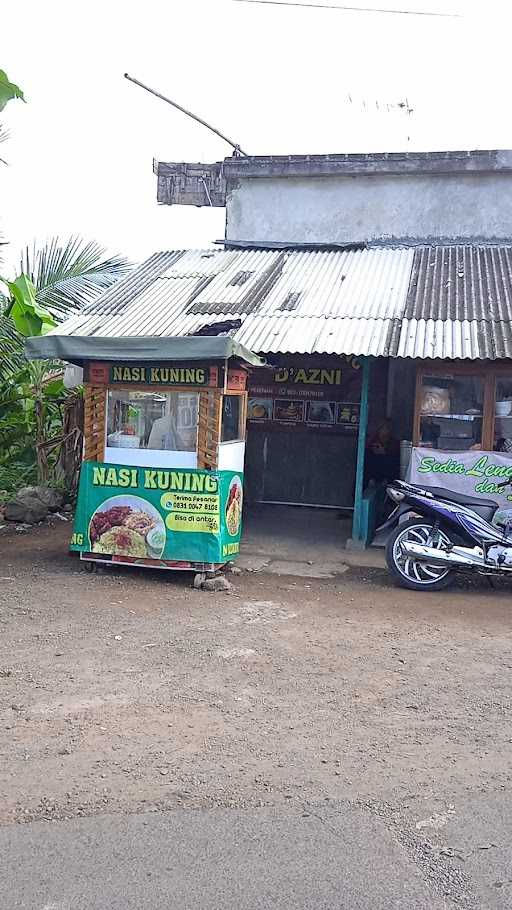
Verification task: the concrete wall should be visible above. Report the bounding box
[225,173,512,246]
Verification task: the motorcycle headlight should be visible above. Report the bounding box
[387,487,405,503]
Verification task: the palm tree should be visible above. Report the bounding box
[0,236,129,485]
[0,236,129,379]
[0,124,9,166]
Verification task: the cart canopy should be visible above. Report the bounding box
[25,334,265,367]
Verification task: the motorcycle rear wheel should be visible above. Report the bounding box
[386,518,454,591]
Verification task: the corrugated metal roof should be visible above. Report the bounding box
[398,245,512,358]
[58,251,186,337]
[396,318,512,360]
[162,247,413,319]
[47,245,512,360]
[81,251,185,317]
[235,316,398,356]
[52,247,413,356]
[406,246,512,321]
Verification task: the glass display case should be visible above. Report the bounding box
[413,364,512,454]
[418,374,483,451]
[106,389,198,452]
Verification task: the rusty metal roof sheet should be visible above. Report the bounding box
[396,318,512,360]
[398,245,512,358]
[47,245,512,360]
[406,246,512,321]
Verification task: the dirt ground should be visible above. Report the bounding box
[1,519,512,828]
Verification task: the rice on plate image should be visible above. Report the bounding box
[89,496,166,558]
[225,476,243,537]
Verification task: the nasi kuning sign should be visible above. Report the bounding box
[86,362,247,390]
[87,361,220,387]
[71,461,243,565]
[409,447,512,509]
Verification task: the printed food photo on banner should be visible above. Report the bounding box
[248,398,272,420]
[89,496,166,558]
[225,476,243,537]
[336,402,360,428]
[306,401,336,424]
[273,399,305,423]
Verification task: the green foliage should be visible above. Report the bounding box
[0,312,25,376]
[0,464,37,504]
[0,384,36,457]
[2,274,56,336]
[0,236,129,381]
[0,70,24,112]
[20,236,129,317]
[0,82,117,498]
[0,236,129,494]
[0,351,73,491]
[0,69,24,162]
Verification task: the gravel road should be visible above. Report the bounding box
[1,520,512,907]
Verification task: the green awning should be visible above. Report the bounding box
[25,334,266,367]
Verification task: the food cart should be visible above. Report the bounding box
[26,335,265,579]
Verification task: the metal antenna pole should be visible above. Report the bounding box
[232,0,460,16]
[124,73,248,157]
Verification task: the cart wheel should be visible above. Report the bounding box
[193,572,206,589]
[83,560,97,574]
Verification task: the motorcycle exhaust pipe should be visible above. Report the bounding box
[401,542,485,569]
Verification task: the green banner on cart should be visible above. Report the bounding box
[70,461,243,564]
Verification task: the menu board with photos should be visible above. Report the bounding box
[248,357,362,434]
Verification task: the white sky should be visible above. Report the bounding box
[1,0,510,272]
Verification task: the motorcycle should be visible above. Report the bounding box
[381,478,512,591]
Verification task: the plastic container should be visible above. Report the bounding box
[496,400,512,417]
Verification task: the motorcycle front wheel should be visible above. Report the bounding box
[386,518,454,591]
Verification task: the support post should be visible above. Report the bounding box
[348,356,371,548]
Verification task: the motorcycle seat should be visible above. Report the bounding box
[420,485,498,521]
